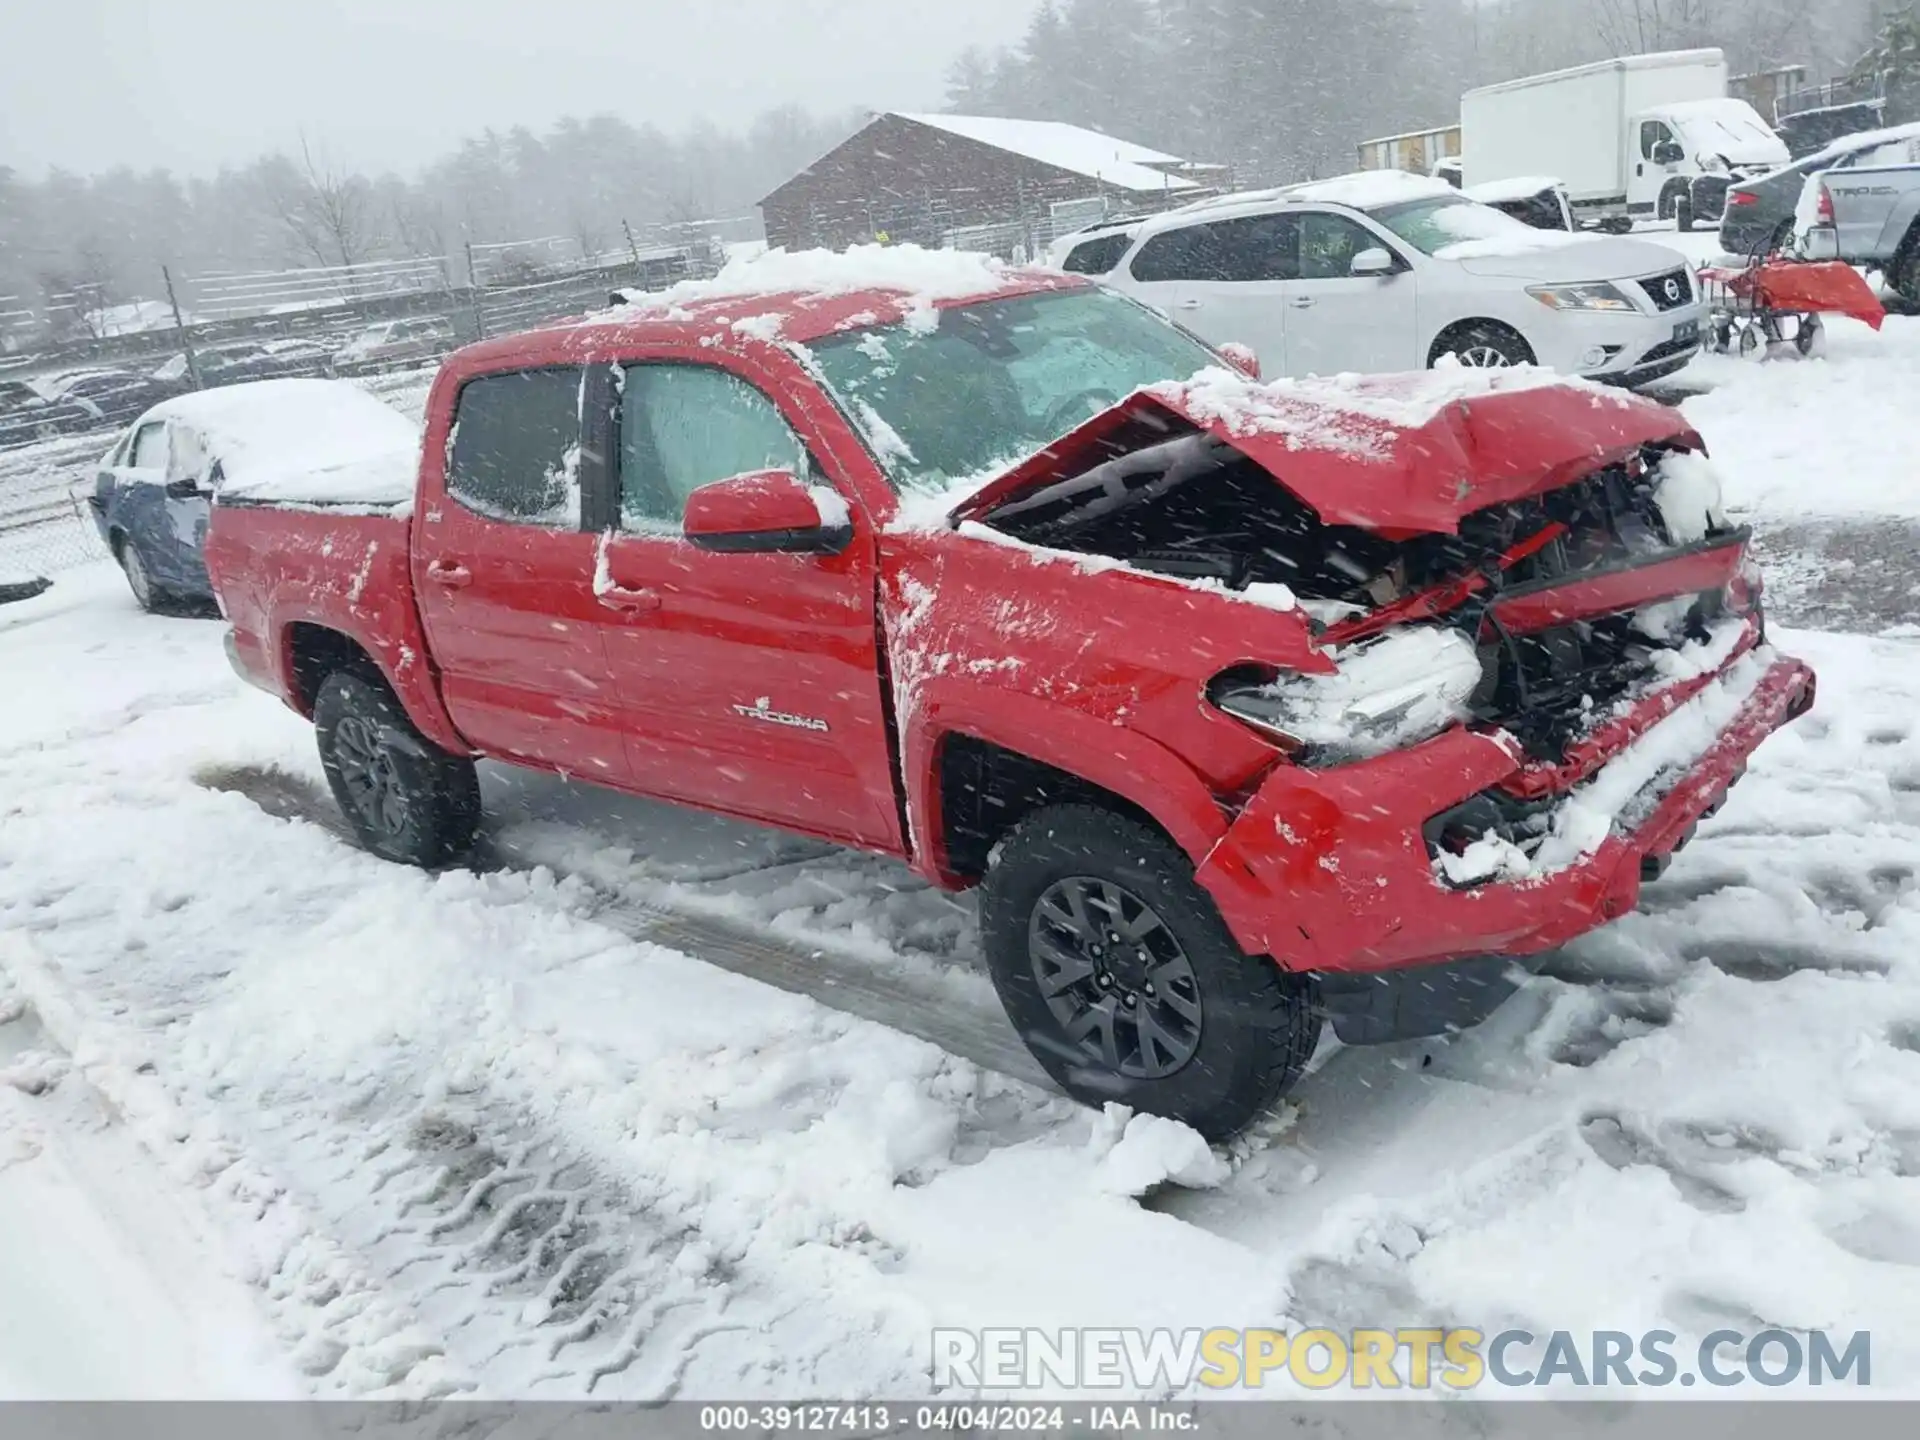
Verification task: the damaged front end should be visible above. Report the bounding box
[956,369,1815,973]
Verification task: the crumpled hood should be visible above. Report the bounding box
[951,366,1700,536]
[1451,236,1688,282]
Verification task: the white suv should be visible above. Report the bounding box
[1049,172,1705,387]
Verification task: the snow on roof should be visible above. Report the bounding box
[147,379,420,506]
[1281,169,1458,210]
[890,113,1199,194]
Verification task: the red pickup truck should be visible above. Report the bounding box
[206,254,1814,1138]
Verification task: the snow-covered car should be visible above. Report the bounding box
[332,317,456,375]
[0,378,101,448]
[1051,171,1705,387]
[39,367,188,427]
[1464,175,1575,231]
[86,378,420,612]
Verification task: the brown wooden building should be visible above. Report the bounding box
[759,112,1223,256]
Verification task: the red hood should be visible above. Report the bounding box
[952,368,1701,535]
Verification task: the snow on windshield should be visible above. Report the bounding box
[1373,194,1590,259]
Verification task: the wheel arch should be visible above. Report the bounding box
[1426,317,1537,368]
[278,619,470,754]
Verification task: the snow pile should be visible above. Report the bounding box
[1425,201,1593,260]
[1652,449,1729,544]
[1464,175,1567,205]
[1230,626,1482,759]
[145,379,420,507]
[1094,1109,1231,1196]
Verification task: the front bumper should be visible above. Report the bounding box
[1535,301,1706,388]
[1195,641,1815,976]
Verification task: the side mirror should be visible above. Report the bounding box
[1350,247,1397,278]
[163,477,203,500]
[683,468,853,554]
[1218,342,1261,380]
[1654,140,1685,165]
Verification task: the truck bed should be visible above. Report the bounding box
[205,499,451,741]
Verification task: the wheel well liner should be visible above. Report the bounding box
[284,622,386,716]
[936,733,1173,883]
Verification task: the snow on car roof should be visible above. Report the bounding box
[145,378,420,506]
[586,243,1082,345]
[889,113,1199,194]
[1281,169,1458,209]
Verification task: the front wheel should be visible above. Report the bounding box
[979,804,1319,1140]
[314,670,480,867]
[1431,322,1534,371]
[117,536,164,613]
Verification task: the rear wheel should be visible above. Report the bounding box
[314,670,480,867]
[115,535,164,613]
[1430,322,1535,371]
[1895,239,1920,307]
[979,804,1319,1140]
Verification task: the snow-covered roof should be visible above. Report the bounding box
[146,379,420,506]
[889,113,1200,194]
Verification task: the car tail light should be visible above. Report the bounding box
[1725,190,1758,207]
[1815,182,1835,225]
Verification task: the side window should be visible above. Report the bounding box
[1129,215,1296,283]
[446,368,584,526]
[618,364,808,531]
[129,420,169,470]
[1297,212,1382,280]
[1060,233,1133,275]
[1640,121,1674,159]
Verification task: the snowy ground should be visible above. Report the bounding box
[3,302,1919,1401]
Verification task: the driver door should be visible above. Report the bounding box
[1278,210,1418,375]
[1632,119,1682,213]
[595,358,901,848]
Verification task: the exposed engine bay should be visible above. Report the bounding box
[975,423,1755,764]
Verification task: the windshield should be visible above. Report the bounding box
[807,287,1219,496]
[1370,195,1537,255]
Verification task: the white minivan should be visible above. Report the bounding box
[1049,172,1705,388]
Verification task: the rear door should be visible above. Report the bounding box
[592,356,901,849]
[1278,209,1419,375]
[102,418,179,578]
[411,365,628,777]
[1121,214,1294,372]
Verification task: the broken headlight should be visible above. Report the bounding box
[1209,626,1485,765]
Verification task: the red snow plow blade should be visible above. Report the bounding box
[1705,259,1886,330]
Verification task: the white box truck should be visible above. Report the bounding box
[1461,48,1789,231]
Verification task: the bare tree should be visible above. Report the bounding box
[269,137,386,283]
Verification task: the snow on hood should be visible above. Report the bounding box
[1663,99,1791,167]
[144,379,421,506]
[1450,234,1689,281]
[952,365,1700,535]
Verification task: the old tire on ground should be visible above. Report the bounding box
[313,670,480,867]
[1429,321,1535,370]
[979,804,1319,1140]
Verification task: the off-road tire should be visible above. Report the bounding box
[314,670,480,867]
[979,804,1319,1140]
[1894,237,1920,308]
[1429,321,1535,370]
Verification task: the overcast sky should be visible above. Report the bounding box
[0,0,1041,179]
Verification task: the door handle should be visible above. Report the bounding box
[426,560,472,589]
[1170,299,1202,310]
[1289,296,1316,308]
[596,583,661,613]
